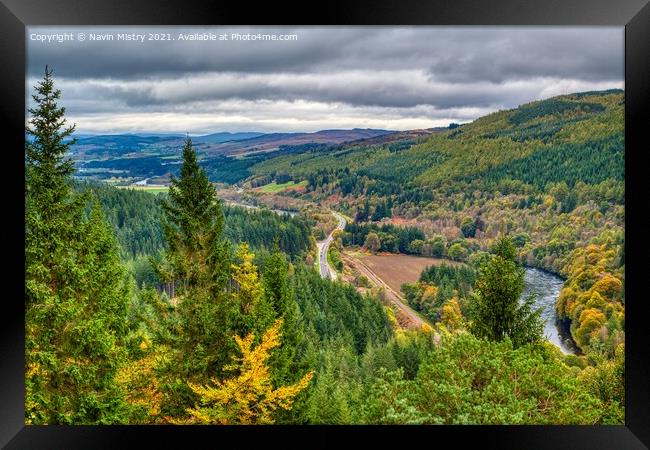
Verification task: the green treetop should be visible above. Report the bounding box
[159,137,230,293]
[468,236,544,348]
[25,67,130,424]
[154,137,237,411]
[262,243,303,385]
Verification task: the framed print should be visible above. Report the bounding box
[1,0,648,448]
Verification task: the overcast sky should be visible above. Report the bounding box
[26,26,623,135]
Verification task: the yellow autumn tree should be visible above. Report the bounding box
[590,274,622,299]
[179,319,313,424]
[586,291,606,309]
[440,296,464,331]
[421,284,439,306]
[231,243,264,314]
[115,340,169,424]
[575,308,607,348]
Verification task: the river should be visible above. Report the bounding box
[228,199,576,352]
[523,267,579,355]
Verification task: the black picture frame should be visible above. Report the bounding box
[1,0,648,448]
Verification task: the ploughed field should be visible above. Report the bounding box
[354,252,461,292]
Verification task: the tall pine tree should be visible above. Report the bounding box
[25,67,130,424]
[154,138,237,416]
[262,244,303,386]
[159,137,230,294]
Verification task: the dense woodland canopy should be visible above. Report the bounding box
[25,69,624,425]
[402,263,477,323]
[76,181,313,261]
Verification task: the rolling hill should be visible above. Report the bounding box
[192,131,266,144]
[242,89,625,357]
[69,128,398,182]
[197,128,395,156]
[249,89,624,191]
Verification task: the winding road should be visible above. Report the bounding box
[230,200,570,343]
[314,209,429,331]
[316,211,346,281]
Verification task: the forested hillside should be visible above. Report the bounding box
[78,181,314,260]
[25,70,624,426]
[244,90,625,359]
[252,90,623,190]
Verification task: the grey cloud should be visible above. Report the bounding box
[28,27,623,82]
[424,29,623,83]
[27,27,361,79]
[41,71,610,113]
[26,26,623,133]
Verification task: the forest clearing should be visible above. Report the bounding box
[348,252,462,294]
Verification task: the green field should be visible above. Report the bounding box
[117,185,169,195]
[255,180,307,193]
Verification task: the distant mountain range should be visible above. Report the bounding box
[67,89,623,191]
[199,128,395,155]
[67,128,396,158]
[193,132,266,144]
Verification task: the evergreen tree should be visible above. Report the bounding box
[371,202,385,221]
[263,244,303,385]
[355,198,371,223]
[468,236,544,348]
[25,67,129,424]
[154,138,236,391]
[385,198,393,218]
[158,137,230,294]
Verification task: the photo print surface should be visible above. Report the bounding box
[25,26,625,425]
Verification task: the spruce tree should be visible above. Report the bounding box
[468,236,544,348]
[159,137,230,293]
[25,67,129,424]
[262,244,303,385]
[155,138,236,395]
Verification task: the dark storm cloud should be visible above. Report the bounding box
[422,28,623,83]
[62,73,534,110]
[27,27,360,79]
[28,27,623,82]
[26,26,623,133]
